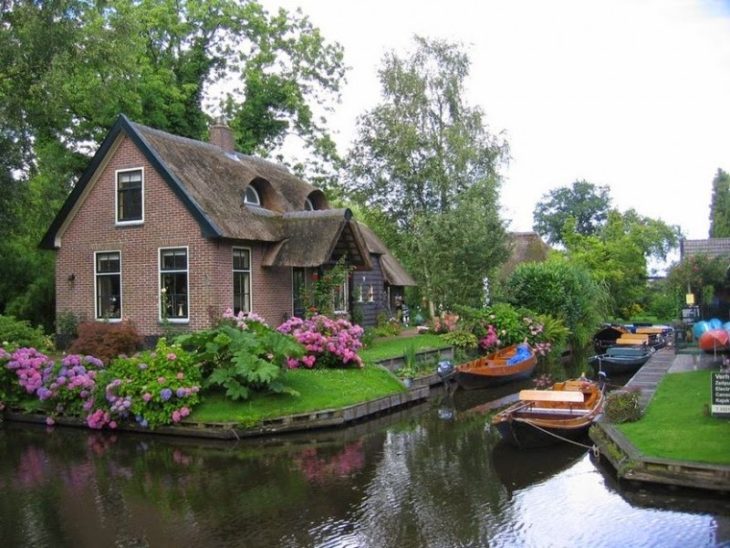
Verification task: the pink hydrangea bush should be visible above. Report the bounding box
[0,346,105,424]
[40,354,105,417]
[3,347,54,396]
[277,315,364,369]
[431,313,459,334]
[478,324,500,353]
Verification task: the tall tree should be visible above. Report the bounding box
[532,180,611,245]
[709,168,730,238]
[0,0,346,329]
[563,209,680,318]
[346,36,509,314]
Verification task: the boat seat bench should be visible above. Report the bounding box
[518,390,584,403]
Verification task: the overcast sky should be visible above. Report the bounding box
[261,0,730,240]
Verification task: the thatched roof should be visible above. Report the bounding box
[132,122,322,242]
[357,223,417,286]
[499,232,550,278]
[263,209,371,269]
[41,115,416,287]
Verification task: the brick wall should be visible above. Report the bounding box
[55,135,294,336]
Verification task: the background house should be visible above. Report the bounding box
[499,232,551,279]
[41,115,415,337]
[680,238,730,319]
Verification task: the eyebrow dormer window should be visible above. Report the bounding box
[243,186,260,206]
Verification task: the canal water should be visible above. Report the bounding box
[1,382,729,548]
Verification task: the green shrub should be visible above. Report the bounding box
[69,321,143,364]
[175,321,303,401]
[506,259,608,349]
[56,310,79,338]
[604,389,641,423]
[442,329,478,351]
[371,312,402,337]
[0,314,52,351]
[361,328,376,348]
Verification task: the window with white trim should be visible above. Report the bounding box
[243,185,260,206]
[233,247,251,314]
[95,251,121,320]
[160,248,188,320]
[116,168,143,223]
[333,277,348,314]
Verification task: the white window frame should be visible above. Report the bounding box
[232,246,253,315]
[94,250,122,321]
[115,167,144,226]
[243,185,261,206]
[158,246,190,323]
[333,276,349,314]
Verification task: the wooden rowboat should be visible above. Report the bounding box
[491,378,604,448]
[452,343,537,390]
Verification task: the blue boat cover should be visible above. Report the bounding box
[507,343,532,365]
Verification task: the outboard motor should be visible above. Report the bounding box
[437,360,454,380]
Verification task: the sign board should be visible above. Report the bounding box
[711,372,730,418]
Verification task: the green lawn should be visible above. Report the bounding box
[617,370,730,465]
[190,365,406,426]
[359,333,447,363]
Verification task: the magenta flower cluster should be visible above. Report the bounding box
[5,347,54,394]
[277,315,364,369]
[478,325,500,352]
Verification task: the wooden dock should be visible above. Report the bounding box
[625,347,675,410]
[590,347,730,492]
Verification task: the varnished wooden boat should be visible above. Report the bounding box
[491,378,604,448]
[453,343,537,390]
[589,345,654,375]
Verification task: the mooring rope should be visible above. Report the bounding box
[517,417,597,453]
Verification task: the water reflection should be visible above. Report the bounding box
[1,384,728,547]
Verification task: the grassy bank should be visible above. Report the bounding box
[190,365,406,426]
[359,333,447,363]
[617,370,730,465]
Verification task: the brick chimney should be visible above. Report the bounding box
[209,119,235,152]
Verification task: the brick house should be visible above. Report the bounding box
[41,115,415,337]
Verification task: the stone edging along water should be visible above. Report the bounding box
[2,382,435,442]
[589,423,730,492]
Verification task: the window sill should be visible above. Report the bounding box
[95,317,122,323]
[159,318,190,324]
[115,220,144,227]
